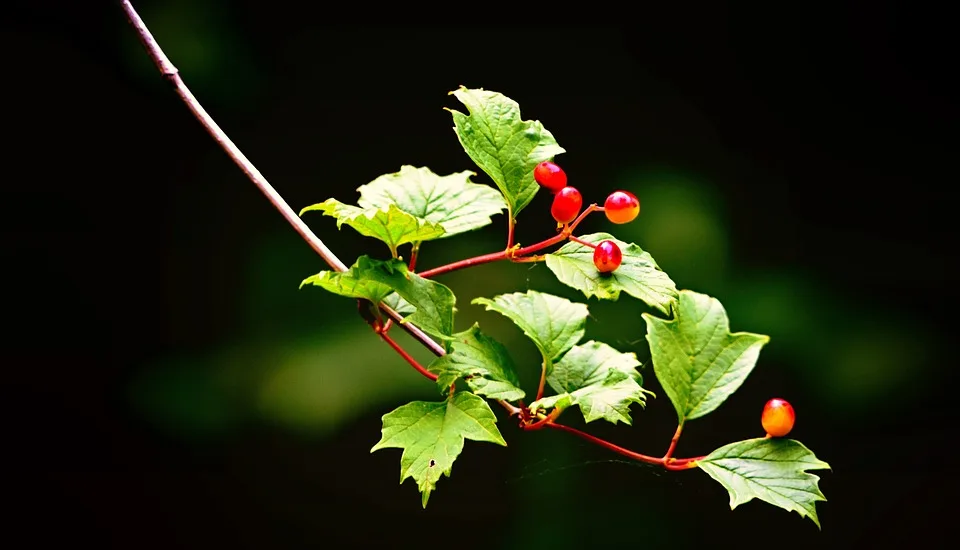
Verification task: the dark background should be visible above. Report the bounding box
[4,1,957,548]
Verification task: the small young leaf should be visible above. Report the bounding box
[428,324,525,401]
[643,290,769,422]
[472,291,588,362]
[371,392,507,508]
[546,233,678,314]
[300,199,444,256]
[698,438,831,528]
[448,87,565,217]
[357,166,507,238]
[530,341,651,425]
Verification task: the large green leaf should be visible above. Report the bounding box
[356,165,507,238]
[530,341,651,425]
[698,438,831,528]
[472,291,588,363]
[448,87,565,217]
[300,199,444,257]
[643,290,769,422]
[371,392,507,508]
[428,324,525,401]
[546,233,678,314]
[303,256,455,339]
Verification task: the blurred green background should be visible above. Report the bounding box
[5,2,956,548]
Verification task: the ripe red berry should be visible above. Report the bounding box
[761,398,795,438]
[551,186,583,224]
[593,240,622,273]
[534,161,567,193]
[604,191,640,224]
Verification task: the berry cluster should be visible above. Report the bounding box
[533,161,641,274]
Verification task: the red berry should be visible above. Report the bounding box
[593,240,622,273]
[604,191,640,224]
[551,186,583,224]
[761,398,795,438]
[534,161,567,193]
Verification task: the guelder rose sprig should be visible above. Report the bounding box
[121,0,830,527]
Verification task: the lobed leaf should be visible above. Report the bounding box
[448,87,565,217]
[698,438,831,528]
[428,324,525,401]
[530,341,651,425]
[357,165,507,238]
[300,199,444,256]
[643,290,769,422]
[371,392,507,508]
[472,290,588,363]
[546,232,678,314]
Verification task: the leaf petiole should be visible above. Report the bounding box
[663,422,684,461]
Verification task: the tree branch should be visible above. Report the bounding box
[118,0,445,357]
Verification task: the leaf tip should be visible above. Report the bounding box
[421,488,431,508]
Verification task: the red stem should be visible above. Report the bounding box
[546,423,703,470]
[418,204,601,279]
[417,249,510,278]
[506,215,516,249]
[379,330,438,381]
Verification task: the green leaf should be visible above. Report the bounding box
[642,290,769,422]
[299,268,391,305]
[428,324,525,401]
[546,233,678,314]
[698,438,831,528]
[448,87,565,216]
[472,291,588,362]
[354,256,457,339]
[303,256,455,339]
[382,292,415,315]
[356,165,507,238]
[530,341,651,425]
[371,392,507,508]
[300,199,444,256]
